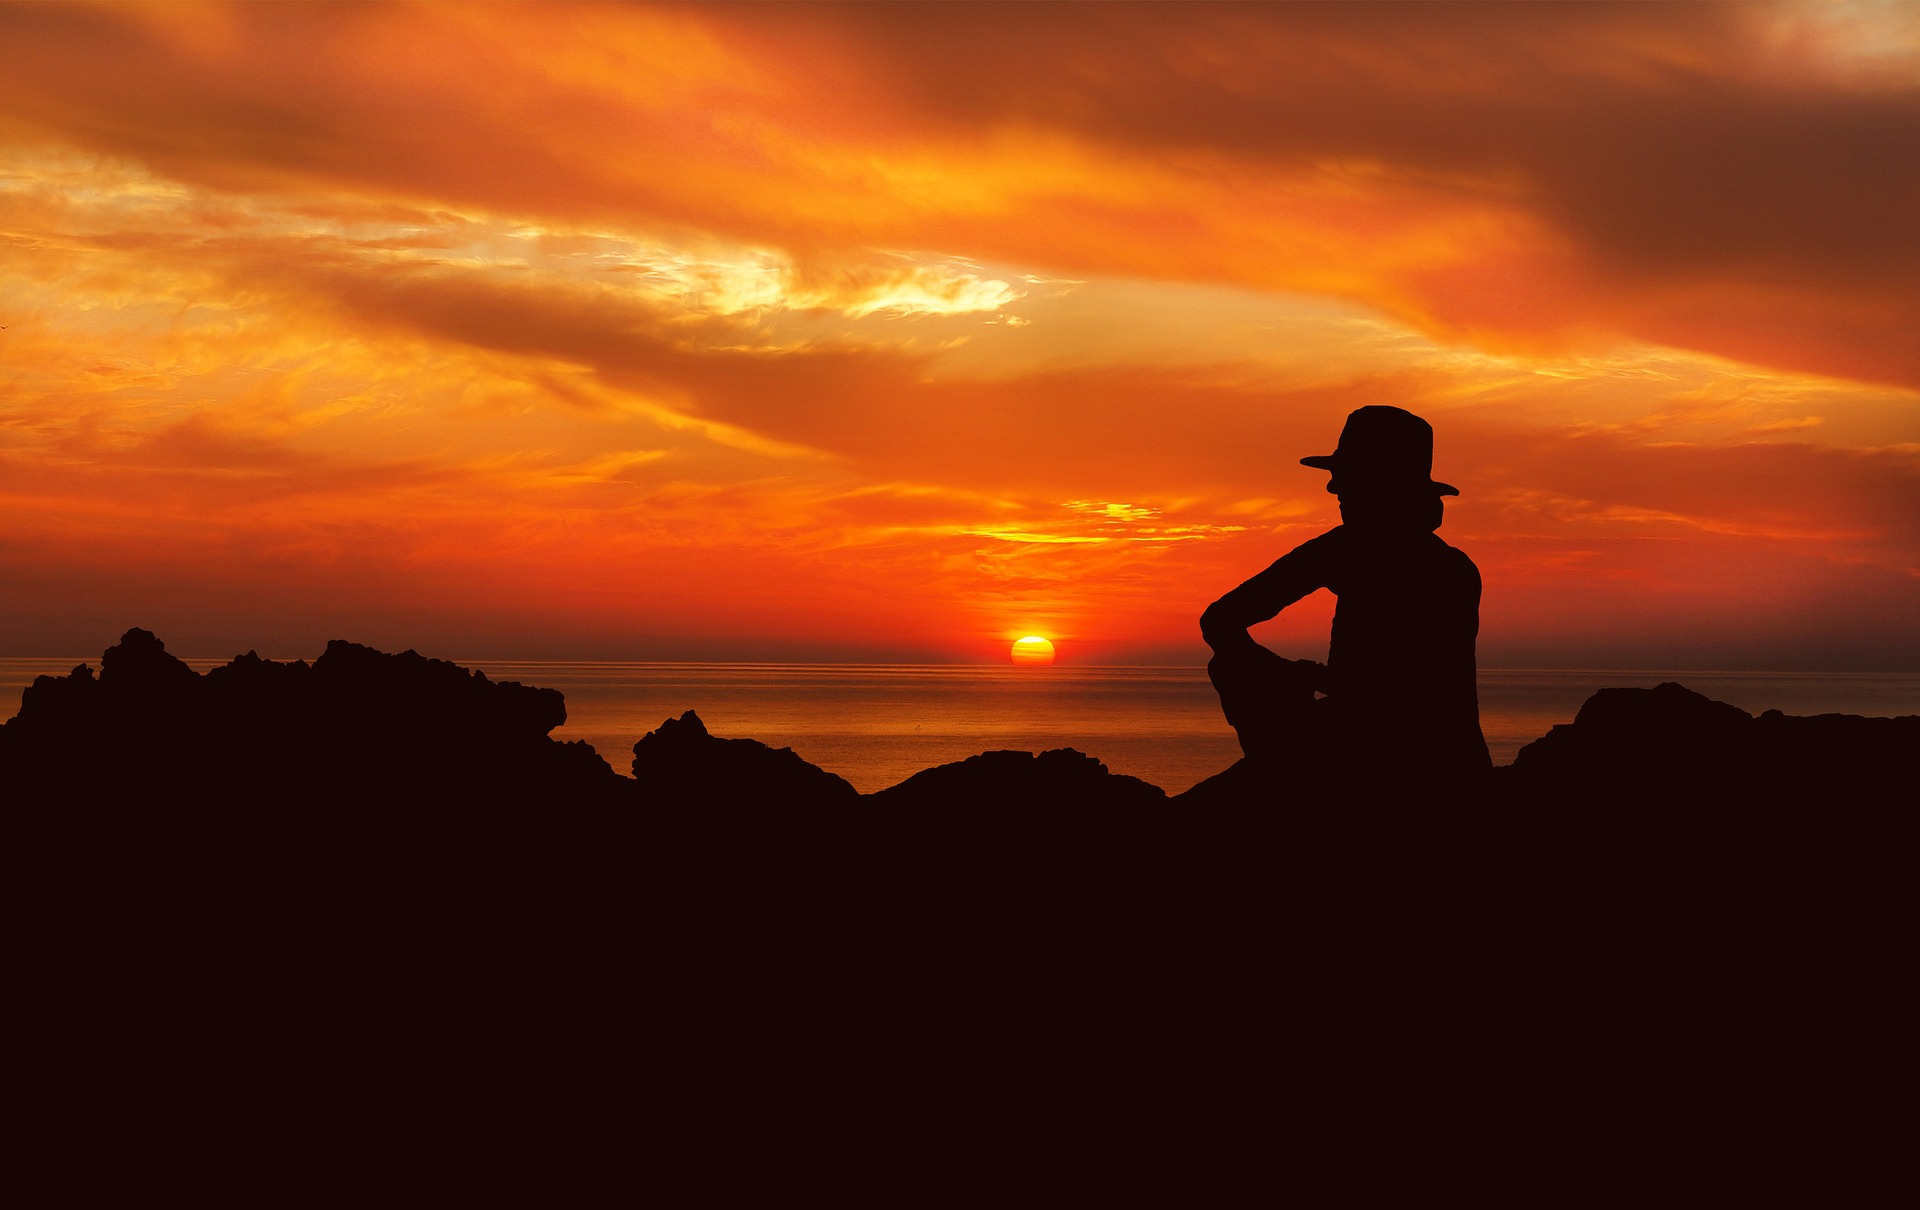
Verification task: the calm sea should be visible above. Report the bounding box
[4,658,1917,795]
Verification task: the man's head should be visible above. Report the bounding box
[1301,405,1458,497]
[1303,406,1456,530]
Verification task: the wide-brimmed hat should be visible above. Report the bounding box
[1300,405,1459,496]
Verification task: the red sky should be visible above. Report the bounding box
[2,0,1917,667]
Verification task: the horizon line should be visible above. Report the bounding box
[3,655,1918,678]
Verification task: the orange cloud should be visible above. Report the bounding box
[5,2,1914,382]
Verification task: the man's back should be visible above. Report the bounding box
[1319,525,1488,781]
[1209,523,1488,782]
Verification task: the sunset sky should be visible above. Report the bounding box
[3,0,1917,667]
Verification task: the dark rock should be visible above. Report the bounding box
[1503,681,1919,804]
[1519,682,1749,763]
[1,627,623,804]
[870,747,1166,807]
[9,635,1913,1101]
[1751,708,1918,792]
[631,710,858,806]
[307,639,568,756]
[100,626,199,692]
[1172,757,1277,804]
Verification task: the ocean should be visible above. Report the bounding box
[4,658,1916,795]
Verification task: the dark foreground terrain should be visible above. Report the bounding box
[7,629,1908,1175]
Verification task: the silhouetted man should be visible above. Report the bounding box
[1201,406,1490,793]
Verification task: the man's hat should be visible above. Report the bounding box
[1300,405,1459,496]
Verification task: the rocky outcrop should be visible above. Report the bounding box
[871,747,1166,807]
[1501,681,1919,803]
[631,710,859,806]
[0,627,623,804]
[13,637,1901,1151]
[623,715,1169,808]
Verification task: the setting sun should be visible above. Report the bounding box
[1011,636,1057,667]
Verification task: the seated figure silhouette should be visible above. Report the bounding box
[1201,406,1490,795]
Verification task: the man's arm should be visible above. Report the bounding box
[1199,529,1340,651]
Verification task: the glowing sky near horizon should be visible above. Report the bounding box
[2,0,1917,667]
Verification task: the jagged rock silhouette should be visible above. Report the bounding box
[7,627,1910,1133]
[1501,680,1918,803]
[0,627,621,804]
[871,748,1166,807]
[631,710,859,805]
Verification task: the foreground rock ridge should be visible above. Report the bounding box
[0,628,622,804]
[16,631,1905,1151]
[3,628,1913,806]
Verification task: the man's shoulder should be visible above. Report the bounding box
[1298,524,1349,550]
[1277,525,1349,565]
